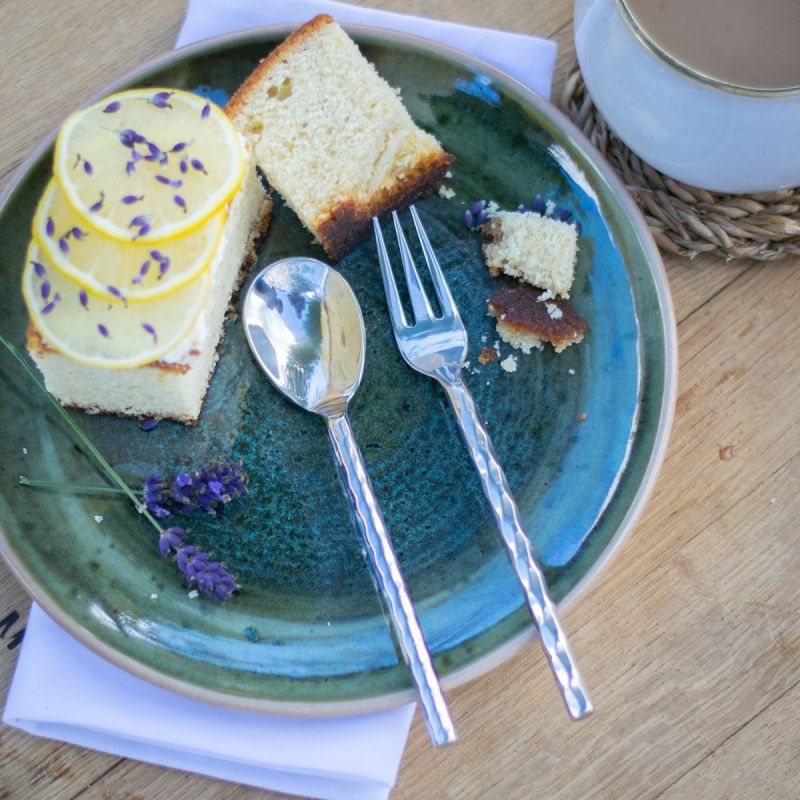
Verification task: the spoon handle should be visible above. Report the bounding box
[327,413,456,747]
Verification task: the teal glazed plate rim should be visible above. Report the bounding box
[0,24,677,715]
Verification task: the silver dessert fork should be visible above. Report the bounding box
[373,206,594,720]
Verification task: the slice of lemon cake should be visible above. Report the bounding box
[24,88,272,423]
[226,14,453,260]
[27,163,271,422]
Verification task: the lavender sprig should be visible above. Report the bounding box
[2,335,239,602]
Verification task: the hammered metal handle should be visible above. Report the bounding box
[327,413,456,745]
[441,379,593,720]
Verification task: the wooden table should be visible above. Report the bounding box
[1,1,798,798]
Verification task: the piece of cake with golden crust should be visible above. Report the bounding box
[226,14,453,260]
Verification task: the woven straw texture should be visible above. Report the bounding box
[559,68,800,261]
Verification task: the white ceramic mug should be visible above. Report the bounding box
[574,0,800,193]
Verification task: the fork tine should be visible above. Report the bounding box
[409,205,458,319]
[373,217,409,329]
[392,211,435,322]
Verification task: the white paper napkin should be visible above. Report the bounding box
[4,4,557,798]
[176,0,558,99]
[5,604,415,800]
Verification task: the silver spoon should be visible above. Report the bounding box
[242,257,456,747]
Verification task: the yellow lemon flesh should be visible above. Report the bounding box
[22,239,211,369]
[54,88,244,243]
[33,178,225,302]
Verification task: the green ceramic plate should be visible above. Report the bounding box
[0,25,676,713]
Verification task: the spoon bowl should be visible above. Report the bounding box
[242,257,364,417]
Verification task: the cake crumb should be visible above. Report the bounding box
[545,302,563,320]
[568,368,575,375]
[438,185,455,199]
[719,444,735,461]
[500,354,518,373]
[21,447,27,455]
[577,412,587,422]
[770,497,777,504]
[463,360,470,369]
[94,515,104,523]
[445,170,453,178]
[480,333,487,344]
[478,347,499,365]
[150,593,158,600]
[188,589,200,599]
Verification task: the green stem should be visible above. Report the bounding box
[19,475,130,497]
[0,335,163,536]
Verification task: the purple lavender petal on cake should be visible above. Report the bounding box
[142,322,157,343]
[79,289,89,308]
[103,101,122,113]
[32,261,46,278]
[40,281,51,301]
[45,217,55,237]
[98,323,110,338]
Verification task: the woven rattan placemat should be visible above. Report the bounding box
[558,68,800,261]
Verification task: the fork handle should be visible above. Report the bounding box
[326,413,456,746]
[441,379,594,720]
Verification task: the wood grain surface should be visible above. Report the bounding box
[1,1,798,799]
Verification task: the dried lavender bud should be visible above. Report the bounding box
[122,195,144,205]
[175,544,238,601]
[103,101,122,113]
[42,294,61,315]
[136,224,151,238]
[171,142,188,153]
[89,192,105,213]
[159,525,185,555]
[126,161,136,177]
[58,237,70,255]
[83,160,93,176]
[32,261,46,278]
[98,323,110,338]
[140,417,159,432]
[190,158,206,174]
[107,285,127,305]
[201,102,211,119]
[179,158,188,174]
[132,260,150,285]
[144,473,171,519]
[142,322,157,343]
[79,290,89,308]
[532,194,545,215]
[40,281,51,301]
[557,208,573,223]
[477,209,488,225]
[71,227,87,240]
[155,175,182,188]
[170,463,247,516]
[129,215,149,228]
[464,209,474,228]
[45,217,55,237]
[151,91,174,109]
[471,200,486,217]
[173,194,186,211]
[158,257,171,277]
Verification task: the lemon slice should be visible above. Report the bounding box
[54,88,244,243]
[22,239,211,369]
[33,178,224,302]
